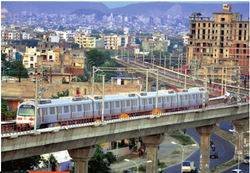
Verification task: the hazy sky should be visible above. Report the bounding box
[101,1,248,9]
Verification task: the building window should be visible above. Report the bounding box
[49,55,52,60]
[30,57,34,61]
[221,18,225,22]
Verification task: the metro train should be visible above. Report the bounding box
[16,87,208,129]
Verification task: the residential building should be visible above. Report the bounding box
[187,4,249,82]
[142,38,169,52]
[74,35,96,48]
[104,34,118,50]
[22,46,40,69]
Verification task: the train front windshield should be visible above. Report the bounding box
[18,105,35,116]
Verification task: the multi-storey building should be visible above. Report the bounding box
[22,47,41,69]
[142,38,169,52]
[187,4,249,82]
[1,30,21,41]
[74,35,96,48]
[104,34,118,50]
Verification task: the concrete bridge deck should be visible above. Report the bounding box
[2,103,249,162]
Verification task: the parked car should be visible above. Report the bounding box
[243,155,249,164]
[123,169,133,173]
[231,169,243,173]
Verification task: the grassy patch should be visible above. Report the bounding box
[169,133,195,145]
[211,159,237,173]
[171,149,181,155]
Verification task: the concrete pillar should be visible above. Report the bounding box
[196,125,215,173]
[68,146,96,173]
[141,133,164,173]
[232,118,249,160]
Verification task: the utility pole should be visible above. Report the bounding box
[34,77,38,131]
[221,68,224,96]
[18,65,22,83]
[169,55,171,70]
[237,67,240,105]
[159,51,161,67]
[143,48,145,66]
[101,75,105,122]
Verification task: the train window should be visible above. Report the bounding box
[122,101,125,107]
[50,107,55,114]
[172,97,176,101]
[42,108,47,115]
[71,105,75,112]
[105,102,109,109]
[166,97,170,102]
[85,104,90,111]
[193,94,195,99]
[141,99,144,105]
[111,102,114,109]
[158,98,161,103]
[149,98,152,104]
[185,95,188,100]
[57,107,62,113]
[64,106,69,113]
[126,100,130,106]
[77,105,82,112]
[116,101,119,108]
[132,100,137,106]
[144,99,147,104]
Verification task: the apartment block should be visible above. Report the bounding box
[22,47,41,69]
[187,4,249,81]
[104,34,118,50]
[75,35,96,48]
[142,38,169,52]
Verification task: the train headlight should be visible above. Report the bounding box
[17,117,22,120]
[26,102,30,105]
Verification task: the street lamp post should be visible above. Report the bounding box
[124,159,152,173]
[171,142,197,173]
[229,129,250,171]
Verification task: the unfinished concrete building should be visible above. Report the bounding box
[187,4,249,84]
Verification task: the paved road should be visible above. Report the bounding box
[221,163,249,173]
[163,128,235,173]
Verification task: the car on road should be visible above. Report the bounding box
[231,169,243,173]
[243,155,249,164]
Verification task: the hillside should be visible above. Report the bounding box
[1,1,249,19]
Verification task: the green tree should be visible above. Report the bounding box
[2,155,42,171]
[103,50,111,62]
[1,98,8,112]
[21,39,39,47]
[51,89,69,98]
[75,74,88,82]
[88,146,111,173]
[4,60,28,78]
[1,53,7,62]
[105,152,116,165]
[86,49,105,67]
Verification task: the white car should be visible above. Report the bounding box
[243,155,249,164]
[231,169,243,173]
